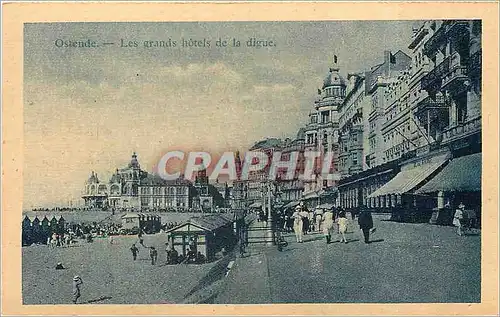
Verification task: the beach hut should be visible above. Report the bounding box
[165,214,236,262]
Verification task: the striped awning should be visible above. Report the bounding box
[302,191,319,200]
[415,153,481,194]
[283,200,300,209]
[248,202,262,208]
[368,152,450,198]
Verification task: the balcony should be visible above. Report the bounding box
[441,53,469,92]
[442,116,481,144]
[423,20,470,56]
[421,56,450,92]
[468,50,482,76]
[416,95,446,114]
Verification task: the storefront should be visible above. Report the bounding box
[338,160,399,212]
[414,152,481,225]
[367,150,451,222]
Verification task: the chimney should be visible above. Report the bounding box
[384,50,392,64]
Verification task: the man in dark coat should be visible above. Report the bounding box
[130,244,139,261]
[358,210,374,243]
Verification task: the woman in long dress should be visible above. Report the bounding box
[453,202,465,236]
[292,205,303,243]
[322,209,335,244]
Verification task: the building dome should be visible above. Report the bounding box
[128,152,140,169]
[296,127,306,140]
[86,171,99,184]
[322,67,346,89]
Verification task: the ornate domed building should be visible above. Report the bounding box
[82,153,226,212]
[303,56,345,196]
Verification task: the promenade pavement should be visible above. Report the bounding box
[215,214,480,303]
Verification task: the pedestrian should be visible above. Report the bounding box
[165,242,172,263]
[138,232,145,247]
[72,275,83,304]
[315,208,323,232]
[358,209,374,244]
[299,203,309,235]
[292,205,303,243]
[453,202,465,236]
[149,247,158,265]
[337,211,348,243]
[308,209,315,232]
[108,235,114,245]
[130,243,139,261]
[322,208,335,244]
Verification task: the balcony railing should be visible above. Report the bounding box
[421,56,450,92]
[441,53,468,90]
[416,94,446,114]
[442,116,481,144]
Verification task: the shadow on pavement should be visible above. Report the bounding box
[368,239,385,243]
[347,239,360,243]
[183,251,234,299]
[304,236,326,243]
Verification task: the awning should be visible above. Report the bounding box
[283,200,300,209]
[248,202,262,208]
[415,153,481,194]
[368,152,450,198]
[316,203,334,210]
[302,191,319,200]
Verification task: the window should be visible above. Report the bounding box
[321,111,329,123]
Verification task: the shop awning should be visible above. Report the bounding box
[415,153,481,194]
[302,191,319,200]
[283,200,300,209]
[368,152,450,198]
[316,203,334,210]
[248,202,262,208]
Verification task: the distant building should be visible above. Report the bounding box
[276,129,306,204]
[82,153,224,212]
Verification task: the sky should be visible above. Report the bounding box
[23,21,421,208]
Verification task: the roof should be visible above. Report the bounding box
[322,68,346,89]
[250,138,283,150]
[140,173,168,186]
[296,128,306,140]
[165,213,234,233]
[415,153,481,194]
[22,211,122,225]
[86,171,99,184]
[139,173,192,186]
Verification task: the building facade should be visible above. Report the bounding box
[82,153,225,212]
[303,58,344,196]
[337,20,482,223]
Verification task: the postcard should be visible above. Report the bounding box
[2,2,499,316]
